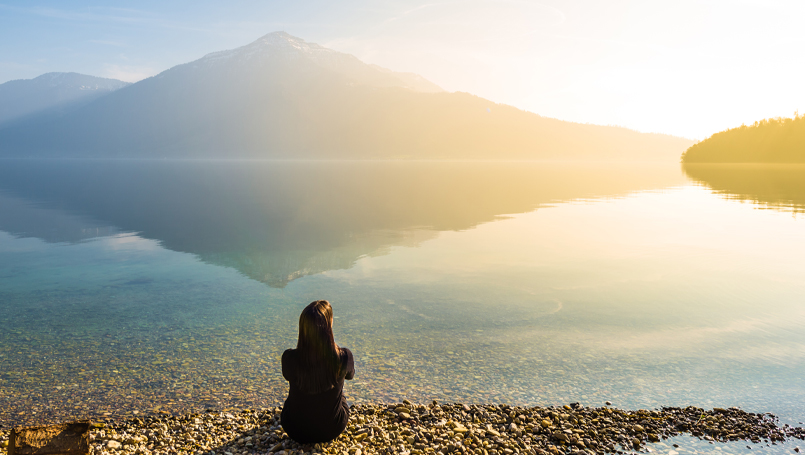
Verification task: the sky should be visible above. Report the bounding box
[1,0,803,140]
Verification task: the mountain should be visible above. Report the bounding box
[0,32,692,160]
[0,72,128,126]
[681,116,805,163]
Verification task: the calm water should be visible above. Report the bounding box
[1,160,804,452]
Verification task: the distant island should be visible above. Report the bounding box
[681,115,805,163]
[0,32,692,161]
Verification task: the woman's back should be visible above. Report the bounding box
[281,346,355,443]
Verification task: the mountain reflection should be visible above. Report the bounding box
[683,164,805,214]
[0,160,683,286]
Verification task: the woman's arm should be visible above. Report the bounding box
[281,349,294,382]
[342,348,355,380]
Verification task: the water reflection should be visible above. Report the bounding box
[0,160,684,287]
[3,160,804,447]
[683,164,805,214]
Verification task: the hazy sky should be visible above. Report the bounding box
[1,0,803,139]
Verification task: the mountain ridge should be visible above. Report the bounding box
[0,32,692,160]
[0,72,129,126]
[168,32,444,93]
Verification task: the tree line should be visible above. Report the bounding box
[681,113,805,163]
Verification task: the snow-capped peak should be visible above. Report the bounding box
[199,31,338,64]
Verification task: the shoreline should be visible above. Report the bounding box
[2,402,804,455]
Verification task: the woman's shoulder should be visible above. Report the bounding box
[282,348,298,364]
[281,349,297,381]
[339,347,354,364]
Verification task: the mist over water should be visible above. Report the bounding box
[1,160,804,445]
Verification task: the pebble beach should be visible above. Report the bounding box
[2,402,803,455]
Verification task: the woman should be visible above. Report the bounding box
[281,300,355,443]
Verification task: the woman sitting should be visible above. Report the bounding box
[281,300,355,443]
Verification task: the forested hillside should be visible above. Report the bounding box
[681,115,805,163]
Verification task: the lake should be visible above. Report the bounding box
[1,160,803,453]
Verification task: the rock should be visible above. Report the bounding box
[10,420,91,455]
[552,431,567,442]
[125,435,147,444]
[107,439,122,449]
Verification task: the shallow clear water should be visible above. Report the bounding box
[1,160,804,452]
